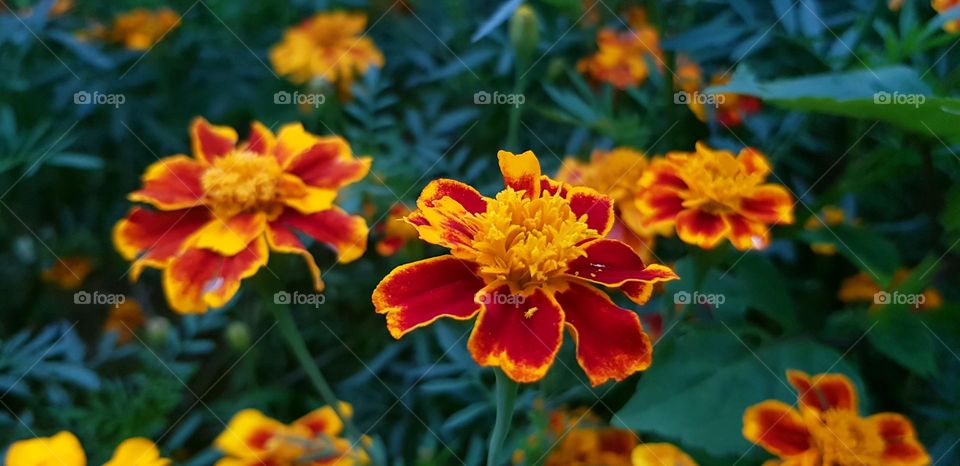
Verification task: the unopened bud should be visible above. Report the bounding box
[510,4,540,66]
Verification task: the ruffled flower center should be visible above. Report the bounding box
[811,410,884,466]
[202,150,284,217]
[457,189,597,295]
[676,151,761,214]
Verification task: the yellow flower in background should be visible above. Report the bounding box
[838,269,942,311]
[374,204,419,256]
[544,427,636,466]
[107,8,180,50]
[4,432,169,466]
[270,11,384,95]
[804,205,850,255]
[104,298,148,344]
[631,443,698,466]
[578,11,662,89]
[41,256,93,290]
[933,0,960,32]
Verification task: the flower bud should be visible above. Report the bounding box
[225,321,251,351]
[510,4,540,66]
[144,317,171,346]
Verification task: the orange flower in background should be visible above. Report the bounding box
[106,8,180,50]
[557,148,660,263]
[41,256,93,290]
[375,204,419,256]
[104,298,147,344]
[632,443,698,466]
[5,431,170,466]
[674,55,702,95]
[578,15,663,89]
[215,404,368,466]
[544,427,636,466]
[373,151,678,385]
[933,0,960,32]
[804,205,848,255]
[743,370,929,466]
[683,72,762,127]
[838,269,942,311]
[114,117,370,313]
[270,11,384,94]
[637,143,794,250]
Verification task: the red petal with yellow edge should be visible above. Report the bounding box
[191,117,238,165]
[113,207,211,278]
[567,187,614,235]
[740,185,794,224]
[786,370,858,413]
[285,139,371,189]
[417,179,488,214]
[567,239,678,288]
[724,213,769,250]
[639,189,685,227]
[555,283,652,386]
[468,286,563,383]
[277,174,337,214]
[294,402,352,438]
[128,155,205,210]
[269,207,368,264]
[869,413,930,466]
[497,150,541,198]
[675,209,727,248]
[372,255,484,338]
[193,212,267,256]
[742,401,812,457]
[163,237,268,313]
[540,175,569,198]
[273,122,323,166]
[738,147,771,176]
[244,121,276,155]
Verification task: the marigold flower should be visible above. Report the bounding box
[5,431,169,466]
[557,147,661,263]
[41,256,93,290]
[105,298,148,344]
[107,8,180,50]
[270,11,384,94]
[374,204,419,256]
[743,370,929,466]
[578,22,663,89]
[631,443,698,466]
[684,72,761,127]
[216,404,367,466]
[637,143,794,250]
[373,151,678,385]
[933,0,960,32]
[544,427,637,466]
[838,269,942,311]
[113,117,370,313]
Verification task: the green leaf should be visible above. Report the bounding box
[799,224,900,285]
[615,328,862,457]
[868,310,937,377]
[734,254,799,330]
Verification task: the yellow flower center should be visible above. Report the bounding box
[810,410,885,466]
[201,150,284,217]
[579,150,646,204]
[676,151,762,214]
[455,189,598,296]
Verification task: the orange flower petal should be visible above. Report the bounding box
[277,174,338,214]
[786,370,858,413]
[268,207,368,264]
[113,207,211,279]
[284,137,371,190]
[128,155,206,210]
[638,188,685,228]
[539,175,569,197]
[497,150,541,199]
[191,117,238,165]
[723,213,769,250]
[468,286,563,383]
[566,239,678,290]
[244,121,276,155]
[193,212,267,256]
[372,255,484,338]
[566,187,614,236]
[294,402,352,438]
[555,282,652,386]
[743,400,812,457]
[675,209,727,248]
[740,185,794,225]
[416,179,488,214]
[738,147,771,176]
[869,413,930,466]
[163,237,268,313]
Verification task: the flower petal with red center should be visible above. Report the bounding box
[273,122,322,166]
[675,209,727,248]
[244,121,276,155]
[193,212,267,256]
[540,175,569,198]
[566,239,678,288]
[566,187,614,236]
[786,370,858,413]
[372,255,485,338]
[554,282,652,386]
[277,174,337,214]
[128,155,206,210]
[738,147,771,176]
[742,401,812,457]
[497,150,541,198]
[868,413,930,466]
[191,117,238,165]
[284,138,371,190]
[113,207,211,279]
[638,188,685,229]
[467,287,563,383]
[723,213,769,250]
[268,207,368,265]
[416,179,488,214]
[163,237,269,313]
[293,402,352,438]
[740,185,794,225]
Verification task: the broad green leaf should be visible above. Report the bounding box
[868,310,937,377]
[799,224,900,286]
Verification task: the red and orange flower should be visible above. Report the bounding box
[743,370,929,466]
[637,143,794,250]
[372,151,678,385]
[114,118,370,313]
[838,269,942,312]
[577,18,663,89]
[5,431,170,466]
[933,0,960,32]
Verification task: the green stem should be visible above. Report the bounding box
[271,304,378,465]
[487,370,518,466]
[506,61,525,151]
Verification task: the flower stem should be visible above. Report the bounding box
[270,303,379,465]
[487,369,518,466]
